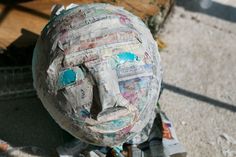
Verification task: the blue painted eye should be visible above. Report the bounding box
[58,69,76,87]
[117,52,139,64]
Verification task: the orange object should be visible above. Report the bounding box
[157,37,167,49]
[162,123,173,139]
[0,143,9,152]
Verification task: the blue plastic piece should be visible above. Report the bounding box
[112,146,125,157]
[59,69,76,86]
[117,52,139,64]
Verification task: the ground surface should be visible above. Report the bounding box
[0,0,236,157]
[159,0,236,157]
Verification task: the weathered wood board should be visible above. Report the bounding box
[0,0,174,49]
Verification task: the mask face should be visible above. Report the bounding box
[33,3,162,146]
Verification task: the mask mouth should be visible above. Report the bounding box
[97,106,130,120]
[86,106,137,134]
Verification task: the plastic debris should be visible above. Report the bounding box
[181,121,187,126]
[220,133,236,145]
[222,149,236,157]
[57,139,89,157]
[199,0,212,9]
[6,146,52,157]
[217,133,236,157]
[156,37,167,50]
[0,139,12,153]
[0,140,51,157]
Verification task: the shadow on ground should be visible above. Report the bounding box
[0,29,38,67]
[162,82,236,113]
[0,97,65,151]
[176,0,236,22]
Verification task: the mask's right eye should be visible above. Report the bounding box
[58,66,86,89]
[58,69,76,88]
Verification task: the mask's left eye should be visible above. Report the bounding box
[58,69,76,87]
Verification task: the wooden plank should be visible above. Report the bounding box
[0,0,173,49]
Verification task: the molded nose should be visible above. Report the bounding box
[86,61,120,118]
[97,62,120,111]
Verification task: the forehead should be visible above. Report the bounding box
[44,5,151,68]
[63,41,144,68]
[62,24,144,67]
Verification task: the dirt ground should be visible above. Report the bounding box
[158,0,236,156]
[0,0,236,157]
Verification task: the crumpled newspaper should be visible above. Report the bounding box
[32,3,162,147]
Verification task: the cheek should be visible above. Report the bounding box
[63,78,94,114]
[118,77,151,105]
